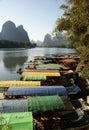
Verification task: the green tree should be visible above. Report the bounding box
[0,40,36,48]
[55,0,89,79]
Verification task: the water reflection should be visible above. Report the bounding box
[0,48,77,80]
[3,56,28,70]
[1,49,28,71]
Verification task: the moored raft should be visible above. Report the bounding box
[0,81,41,88]
[5,86,68,97]
[24,59,54,65]
[23,69,60,72]
[0,95,75,113]
[66,85,81,95]
[61,109,89,129]
[36,63,67,70]
[5,85,81,99]
[59,59,79,69]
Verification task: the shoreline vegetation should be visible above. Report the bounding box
[0,40,36,48]
[55,0,89,91]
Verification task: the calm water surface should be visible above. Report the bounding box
[0,47,77,80]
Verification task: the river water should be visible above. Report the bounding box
[0,47,77,80]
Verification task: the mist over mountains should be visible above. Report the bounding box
[42,32,67,47]
[0,21,30,42]
[34,32,69,47]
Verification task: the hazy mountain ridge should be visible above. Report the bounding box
[0,20,71,48]
[42,32,68,47]
[0,21,30,42]
[32,32,69,47]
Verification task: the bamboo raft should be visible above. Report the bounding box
[22,72,61,76]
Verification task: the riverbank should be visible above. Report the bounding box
[75,53,89,100]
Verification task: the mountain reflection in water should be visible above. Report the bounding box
[0,47,77,80]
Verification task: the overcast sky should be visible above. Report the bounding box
[0,0,65,41]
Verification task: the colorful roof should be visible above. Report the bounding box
[0,81,41,88]
[6,86,68,97]
[27,95,65,112]
[0,112,33,130]
[24,69,59,72]
[22,72,60,76]
[24,75,47,81]
[0,99,28,113]
[37,63,60,67]
[36,63,61,70]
